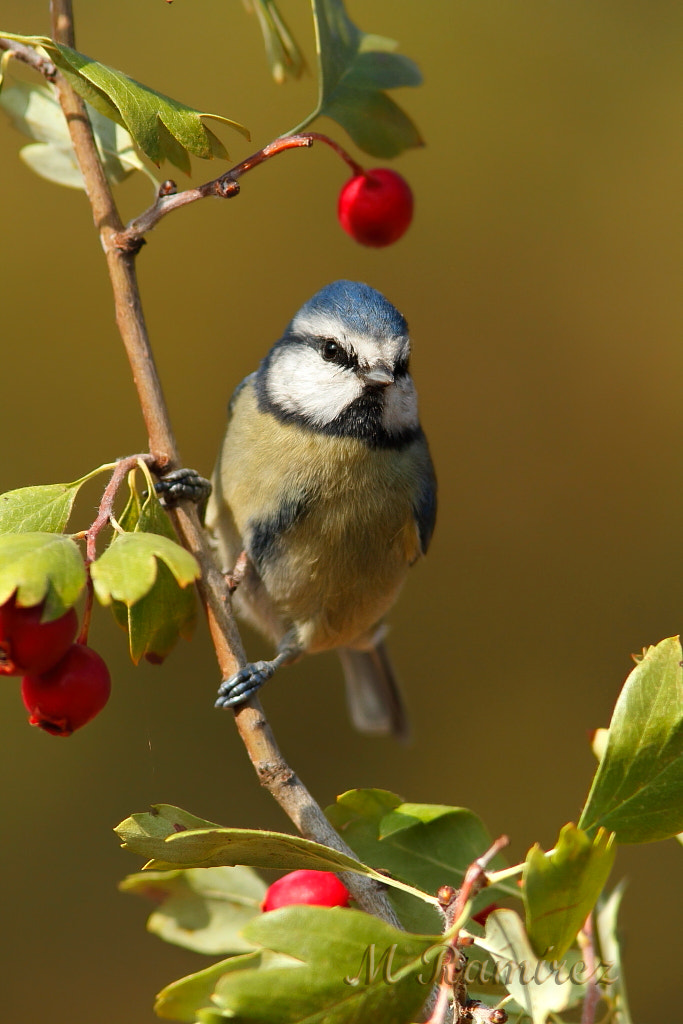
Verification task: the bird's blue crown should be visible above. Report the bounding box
[291,280,408,339]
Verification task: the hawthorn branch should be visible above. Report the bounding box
[47,0,399,926]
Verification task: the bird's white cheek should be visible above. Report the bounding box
[382,378,419,434]
[266,347,362,426]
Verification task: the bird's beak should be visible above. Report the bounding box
[362,364,394,388]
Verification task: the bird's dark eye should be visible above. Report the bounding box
[321,339,340,362]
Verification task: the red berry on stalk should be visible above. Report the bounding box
[337,168,413,247]
[261,870,351,912]
[0,596,78,676]
[21,644,111,736]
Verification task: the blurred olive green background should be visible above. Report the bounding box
[1,1,681,1019]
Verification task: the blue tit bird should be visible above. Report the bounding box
[205,280,436,739]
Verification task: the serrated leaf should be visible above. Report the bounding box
[320,87,422,159]
[43,41,249,172]
[247,0,305,83]
[198,905,438,1023]
[523,824,616,961]
[302,0,423,157]
[115,804,435,904]
[594,882,632,1023]
[0,482,81,534]
[477,909,584,1024]
[0,532,85,619]
[0,79,152,189]
[326,789,511,934]
[155,953,262,1022]
[578,636,683,843]
[91,531,199,607]
[108,468,197,663]
[120,865,266,955]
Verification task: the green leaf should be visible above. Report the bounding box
[302,0,423,157]
[247,0,305,83]
[0,79,151,189]
[44,41,249,173]
[522,824,616,960]
[0,532,86,619]
[120,865,266,955]
[117,804,223,850]
[91,530,199,608]
[594,882,632,1024]
[0,482,80,535]
[476,909,585,1024]
[108,469,197,663]
[115,804,435,905]
[327,789,511,933]
[196,905,439,1023]
[578,636,683,843]
[155,953,262,1022]
[118,559,197,664]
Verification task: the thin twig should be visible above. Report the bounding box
[117,131,365,245]
[0,36,57,79]
[83,455,153,563]
[579,914,603,1024]
[47,0,399,926]
[75,454,153,645]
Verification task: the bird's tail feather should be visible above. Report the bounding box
[338,639,410,741]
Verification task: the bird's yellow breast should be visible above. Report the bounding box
[207,383,425,651]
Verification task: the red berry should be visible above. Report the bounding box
[337,168,414,247]
[21,644,111,736]
[261,870,351,912]
[0,596,78,676]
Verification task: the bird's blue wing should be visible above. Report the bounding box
[413,455,437,555]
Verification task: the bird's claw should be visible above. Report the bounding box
[215,661,276,707]
[155,468,212,507]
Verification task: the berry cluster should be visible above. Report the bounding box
[0,596,110,736]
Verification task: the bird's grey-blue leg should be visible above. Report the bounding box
[215,630,301,708]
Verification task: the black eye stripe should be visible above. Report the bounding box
[318,337,356,368]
